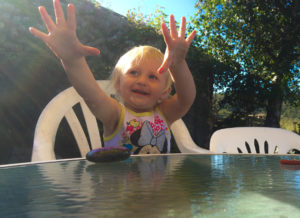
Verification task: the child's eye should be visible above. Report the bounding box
[149,74,158,80]
[128,71,138,76]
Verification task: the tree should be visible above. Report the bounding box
[194,0,300,127]
[126,5,169,30]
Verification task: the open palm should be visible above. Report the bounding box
[29,0,99,62]
[158,15,196,74]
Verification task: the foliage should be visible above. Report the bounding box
[193,0,300,127]
[280,103,300,133]
[214,93,300,133]
[126,5,169,31]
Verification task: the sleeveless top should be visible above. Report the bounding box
[104,105,171,154]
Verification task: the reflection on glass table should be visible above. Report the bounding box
[1,154,300,217]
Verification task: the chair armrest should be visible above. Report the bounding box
[170,119,213,154]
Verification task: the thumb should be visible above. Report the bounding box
[158,55,171,74]
[81,45,100,56]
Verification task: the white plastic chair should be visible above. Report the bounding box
[31,80,210,162]
[209,127,300,154]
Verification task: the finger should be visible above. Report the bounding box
[67,4,76,31]
[81,45,101,56]
[158,55,171,74]
[158,60,171,74]
[186,30,197,45]
[54,0,66,25]
[179,16,186,38]
[169,14,178,38]
[29,27,49,42]
[161,23,172,45]
[39,6,55,32]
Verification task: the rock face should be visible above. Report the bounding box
[0,0,164,163]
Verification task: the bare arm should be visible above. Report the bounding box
[61,58,121,133]
[158,15,197,125]
[29,0,121,134]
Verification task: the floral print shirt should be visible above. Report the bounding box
[103,105,171,154]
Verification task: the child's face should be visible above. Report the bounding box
[116,56,170,113]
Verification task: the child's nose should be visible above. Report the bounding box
[136,74,147,85]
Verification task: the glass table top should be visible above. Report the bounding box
[0,154,300,217]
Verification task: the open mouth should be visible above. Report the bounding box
[132,89,150,96]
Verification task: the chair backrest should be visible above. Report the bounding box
[32,80,115,161]
[32,80,211,162]
[209,127,300,154]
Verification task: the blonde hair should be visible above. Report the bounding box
[111,46,173,92]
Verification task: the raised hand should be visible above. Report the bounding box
[29,0,100,63]
[158,15,196,74]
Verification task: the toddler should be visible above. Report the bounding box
[29,0,196,154]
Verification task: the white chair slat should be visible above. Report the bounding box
[65,108,91,157]
[80,101,102,150]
